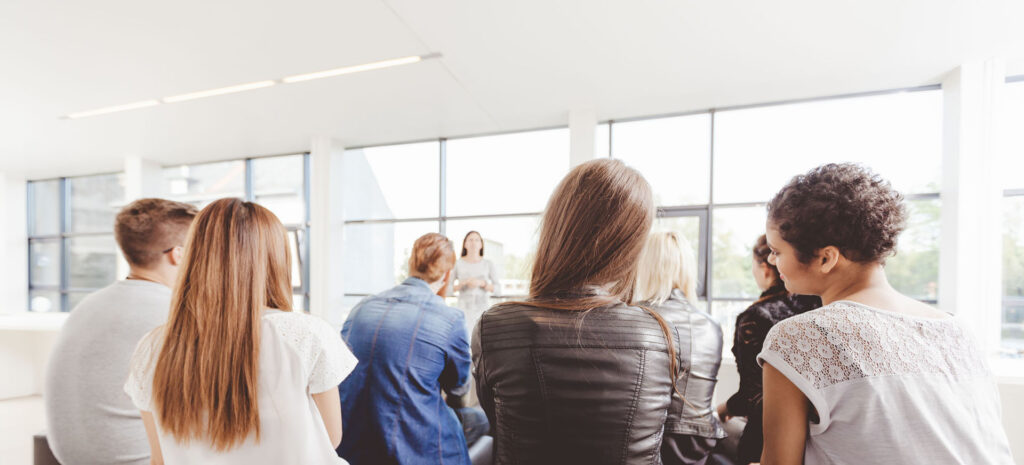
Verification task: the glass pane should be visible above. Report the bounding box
[30,289,61,313]
[29,240,61,287]
[68,292,91,311]
[596,122,610,158]
[163,160,246,208]
[69,173,124,233]
[342,220,440,295]
[68,235,119,289]
[1004,81,1024,190]
[886,199,941,301]
[445,216,542,299]
[287,230,303,289]
[714,90,942,203]
[30,180,61,236]
[292,294,305,312]
[712,207,767,299]
[342,142,439,221]
[712,300,753,358]
[654,215,703,295]
[446,129,569,216]
[613,115,711,206]
[1003,196,1024,355]
[252,154,305,225]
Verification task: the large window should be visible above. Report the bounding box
[340,130,568,319]
[164,153,311,310]
[605,88,943,354]
[1002,78,1024,356]
[28,174,125,312]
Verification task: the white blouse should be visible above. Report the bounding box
[125,310,357,465]
[758,301,1014,464]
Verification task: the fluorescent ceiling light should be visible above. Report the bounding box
[161,80,277,103]
[281,55,424,83]
[65,100,160,119]
[61,53,439,119]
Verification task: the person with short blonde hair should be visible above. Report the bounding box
[635,231,726,462]
[338,232,485,465]
[124,198,356,464]
[635,231,699,306]
[45,198,197,465]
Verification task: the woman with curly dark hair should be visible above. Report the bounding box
[757,164,1013,464]
[715,234,820,464]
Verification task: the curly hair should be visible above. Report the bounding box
[766,163,908,264]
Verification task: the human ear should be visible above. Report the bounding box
[169,246,183,266]
[818,246,840,274]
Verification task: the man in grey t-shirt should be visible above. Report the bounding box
[44,198,197,465]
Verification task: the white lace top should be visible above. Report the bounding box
[758,301,1014,465]
[124,310,357,465]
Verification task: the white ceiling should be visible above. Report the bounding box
[1,0,1023,179]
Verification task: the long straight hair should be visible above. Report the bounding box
[635,231,699,306]
[152,198,293,451]
[509,159,682,394]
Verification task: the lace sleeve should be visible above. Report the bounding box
[123,328,163,411]
[307,316,359,394]
[757,315,833,432]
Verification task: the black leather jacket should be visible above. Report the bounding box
[472,292,725,465]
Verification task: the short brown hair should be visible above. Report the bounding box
[767,163,908,264]
[115,198,198,267]
[409,233,456,283]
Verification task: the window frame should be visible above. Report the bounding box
[27,173,124,312]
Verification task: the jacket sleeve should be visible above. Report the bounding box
[472,319,497,435]
[440,311,472,397]
[725,308,772,418]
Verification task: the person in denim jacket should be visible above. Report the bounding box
[337,233,487,465]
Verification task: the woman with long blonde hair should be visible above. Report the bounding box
[472,159,715,465]
[124,198,357,464]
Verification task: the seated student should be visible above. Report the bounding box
[715,234,820,464]
[634,231,726,464]
[124,198,357,464]
[45,198,197,465]
[758,164,1014,464]
[473,159,707,465]
[337,232,487,465]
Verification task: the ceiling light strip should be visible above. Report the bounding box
[65,100,161,119]
[61,53,440,119]
[162,80,277,103]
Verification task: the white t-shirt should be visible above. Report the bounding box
[124,310,357,465]
[758,300,1014,465]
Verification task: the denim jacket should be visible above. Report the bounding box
[338,277,472,465]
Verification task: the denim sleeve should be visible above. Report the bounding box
[440,311,472,396]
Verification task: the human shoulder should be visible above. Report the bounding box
[264,310,336,339]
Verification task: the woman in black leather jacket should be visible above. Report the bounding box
[715,234,820,464]
[634,231,726,464]
[472,159,716,465]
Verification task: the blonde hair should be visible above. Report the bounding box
[152,198,292,451]
[409,233,456,283]
[635,231,699,306]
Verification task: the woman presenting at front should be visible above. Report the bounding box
[451,231,500,328]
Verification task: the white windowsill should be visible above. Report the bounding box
[0,312,68,331]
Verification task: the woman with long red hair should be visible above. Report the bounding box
[124,198,357,464]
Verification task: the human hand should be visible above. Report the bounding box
[716,402,732,422]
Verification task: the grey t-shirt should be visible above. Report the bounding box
[44,280,171,465]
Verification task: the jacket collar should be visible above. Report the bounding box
[402,276,432,290]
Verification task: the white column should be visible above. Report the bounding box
[123,156,164,201]
[939,60,1006,355]
[308,137,346,324]
[569,108,598,168]
[0,172,28,314]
